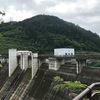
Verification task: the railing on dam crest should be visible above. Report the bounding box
[73,82,100,100]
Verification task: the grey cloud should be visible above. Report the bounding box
[0,0,100,35]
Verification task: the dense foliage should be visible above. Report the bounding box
[0,11,5,24]
[87,62,100,67]
[0,14,100,54]
[53,76,87,99]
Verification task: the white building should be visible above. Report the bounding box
[54,48,75,56]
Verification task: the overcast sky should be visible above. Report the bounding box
[0,0,100,36]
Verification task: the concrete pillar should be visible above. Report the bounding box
[20,53,29,70]
[76,59,86,74]
[23,53,28,70]
[76,62,79,74]
[32,53,38,78]
[9,49,17,77]
[20,54,23,69]
[49,58,60,71]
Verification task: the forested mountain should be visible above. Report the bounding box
[0,14,100,54]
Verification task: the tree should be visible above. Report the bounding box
[53,76,87,98]
[0,11,5,24]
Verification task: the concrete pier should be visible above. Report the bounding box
[18,51,31,70]
[48,57,65,70]
[32,53,38,78]
[76,59,86,74]
[9,49,17,77]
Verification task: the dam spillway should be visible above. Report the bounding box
[0,49,100,99]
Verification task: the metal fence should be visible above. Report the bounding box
[73,82,100,100]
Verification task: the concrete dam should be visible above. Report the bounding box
[0,49,100,99]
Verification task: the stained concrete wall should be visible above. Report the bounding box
[9,49,17,77]
[76,59,86,74]
[20,53,28,70]
[49,58,61,71]
[17,51,32,70]
[32,53,38,78]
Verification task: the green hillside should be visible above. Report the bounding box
[0,14,100,54]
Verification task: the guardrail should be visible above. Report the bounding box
[73,82,100,100]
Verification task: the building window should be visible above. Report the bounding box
[71,53,73,55]
[68,53,70,55]
[65,53,67,55]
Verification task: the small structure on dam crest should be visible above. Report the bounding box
[9,49,38,78]
[54,48,75,56]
